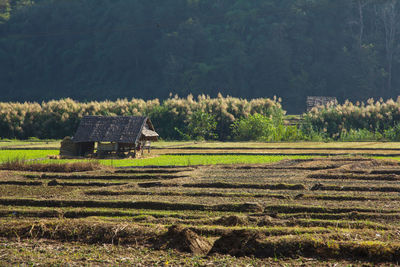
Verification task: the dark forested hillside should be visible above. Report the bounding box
[0,0,399,113]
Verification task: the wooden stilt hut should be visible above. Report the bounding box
[60,116,158,158]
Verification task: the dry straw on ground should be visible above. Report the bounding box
[0,158,102,172]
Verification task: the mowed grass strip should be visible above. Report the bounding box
[0,150,58,162]
[85,189,290,199]
[137,182,306,190]
[1,198,399,215]
[46,180,128,187]
[1,159,102,172]
[34,155,313,167]
[84,189,400,202]
[184,225,331,237]
[311,184,400,193]
[0,181,42,186]
[0,198,263,212]
[278,212,400,221]
[0,206,387,231]
[0,209,202,220]
[0,139,59,149]
[178,216,390,231]
[25,173,186,180]
[115,168,193,174]
[308,173,400,181]
[287,218,391,230]
[0,148,316,167]
[99,155,312,167]
[264,204,400,214]
[182,182,306,190]
[0,206,216,220]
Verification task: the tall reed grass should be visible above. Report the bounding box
[0,95,283,140]
[303,97,400,140]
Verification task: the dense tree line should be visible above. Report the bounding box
[0,0,400,113]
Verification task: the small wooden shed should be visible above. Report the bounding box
[61,116,158,157]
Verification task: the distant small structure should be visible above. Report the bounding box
[60,116,158,158]
[306,96,338,112]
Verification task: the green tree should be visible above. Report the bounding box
[187,110,218,140]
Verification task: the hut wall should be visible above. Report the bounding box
[60,137,79,156]
[77,142,95,156]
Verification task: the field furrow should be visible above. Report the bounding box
[2,155,400,264]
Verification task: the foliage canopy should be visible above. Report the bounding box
[1,0,400,113]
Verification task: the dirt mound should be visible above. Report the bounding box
[133,215,156,222]
[295,159,343,170]
[226,159,312,169]
[209,230,400,262]
[156,225,212,255]
[337,158,399,172]
[209,229,265,257]
[310,183,324,191]
[293,158,400,173]
[214,215,248,226]
[47,179,58,186]
[214,202,263,212]
[240,202,263,212]
[269,159,313,168]
[257,215,274,226]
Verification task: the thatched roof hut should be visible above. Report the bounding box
[61,116,158,157]
[73,116,158,143]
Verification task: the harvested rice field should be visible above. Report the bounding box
[2,148,400,266]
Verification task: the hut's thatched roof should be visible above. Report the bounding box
[73,116,158,143]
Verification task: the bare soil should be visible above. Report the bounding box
[1,156,400,264]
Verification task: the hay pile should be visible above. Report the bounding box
[59,136,78,157]
[155,225,212,254]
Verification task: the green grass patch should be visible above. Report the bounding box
[99,155,312,167]
[0,139,60,148]
[34,154,312,167]
[374,156,400,161]
[0,149,58,162]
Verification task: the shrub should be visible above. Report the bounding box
[186,110,218,140]
[231,114,274,141]
[231,113,303,142]
[384,123,400,141]
[339,129,381,142]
